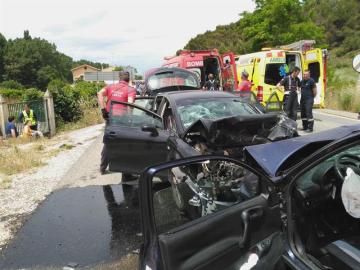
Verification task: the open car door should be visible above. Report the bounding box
[104,101,169,174]
[139,156,284,270]
[303,48,325,107]
[222,53,239,90]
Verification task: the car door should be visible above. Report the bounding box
[303,48,324,107]
[104,101,170,174]
[139,156,285,270]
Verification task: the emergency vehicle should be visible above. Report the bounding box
[163,49,239,91]
[236,40,328,108]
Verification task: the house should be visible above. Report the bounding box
[71,64,100,81]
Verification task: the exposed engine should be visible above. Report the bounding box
[172,160,259,217]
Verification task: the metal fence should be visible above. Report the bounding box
[7,99,50,135]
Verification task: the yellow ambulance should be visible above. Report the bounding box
[236,40,328,109]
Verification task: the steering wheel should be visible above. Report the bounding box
[334,153,360,180]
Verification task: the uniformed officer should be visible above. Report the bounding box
[277,66,301,121]
[300,70,316,132]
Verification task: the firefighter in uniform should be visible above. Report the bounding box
[19,104,38,130]
[97,71,136,175]
[300,70,316,132]
[277,66,301,121]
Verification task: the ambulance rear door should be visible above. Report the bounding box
[304,48,325,107]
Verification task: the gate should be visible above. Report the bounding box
[7,99,50,135]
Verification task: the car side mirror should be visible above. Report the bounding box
[142,124,159,136]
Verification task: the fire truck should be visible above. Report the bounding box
[163,49,239,91]
[236,40,328,108]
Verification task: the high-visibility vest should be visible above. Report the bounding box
[22,110,36,126]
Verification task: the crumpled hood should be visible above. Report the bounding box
[183,113,297,149]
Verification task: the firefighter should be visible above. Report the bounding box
[300,70,316,132]
[203,73,220,91]
[19,104,38,130]
[97,71,136,175]
[277,66,301,121]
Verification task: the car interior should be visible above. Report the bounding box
[293,144,360,270]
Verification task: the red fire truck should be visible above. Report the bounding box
[163,49,239,91]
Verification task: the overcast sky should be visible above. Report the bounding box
[0,0,255,73]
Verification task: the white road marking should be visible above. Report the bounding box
[313,111,359,122]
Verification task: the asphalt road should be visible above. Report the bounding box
[311,109,359,132]
[0,110,359,269]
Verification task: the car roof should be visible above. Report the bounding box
[244,124,360,178]
[160,90,237,101]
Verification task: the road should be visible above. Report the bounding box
[0,110,359,269]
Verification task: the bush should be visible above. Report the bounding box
[74,81,104,100]
[22,88,44,101]
[48,80,82,124]
[0,80,24,90]
[0,87,43,101]
[0,88,24,99]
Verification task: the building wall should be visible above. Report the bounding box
[72,66,99,81]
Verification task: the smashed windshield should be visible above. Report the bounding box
[147,70,200,90]
[176,98,258,129]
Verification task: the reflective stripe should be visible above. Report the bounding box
[301,118,307,120]
[23,110,36,125]
[308,119,314,122]
[332,240,360,263]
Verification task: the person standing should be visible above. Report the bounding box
[18,104,38,130]
[97,71,136,175]
[277,66,301,121]
[238,71,252,91]
[203,73,220,91]
[300,70,316,132]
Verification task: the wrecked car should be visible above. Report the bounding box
[138,124,360,270]
[104,91,297,213]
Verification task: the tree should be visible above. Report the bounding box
[0,33,7,82]
[185,0,325,53]
[3,30,73,89]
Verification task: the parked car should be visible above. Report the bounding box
[138,124,360,270]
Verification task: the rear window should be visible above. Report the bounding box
[147,70,200,90]
[264,64,283,86]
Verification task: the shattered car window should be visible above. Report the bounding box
[109,104,163,129]
[147,70,200,90]
[176,98,258,129]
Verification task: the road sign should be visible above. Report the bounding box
[353,54,360,73]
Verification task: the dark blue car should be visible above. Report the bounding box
[138,124,360,270]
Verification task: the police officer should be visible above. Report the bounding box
[97,71,136,175]
[300,70,316,132]
[277,66,301,121]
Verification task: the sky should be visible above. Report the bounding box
[0,0,255,73]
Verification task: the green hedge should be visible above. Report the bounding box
[0,88,44,100]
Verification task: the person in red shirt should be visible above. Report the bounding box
[238,71,252,91]
[97,71,136,175]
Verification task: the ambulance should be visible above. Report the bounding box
[236,40,328,108]
[163,49,239,91]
